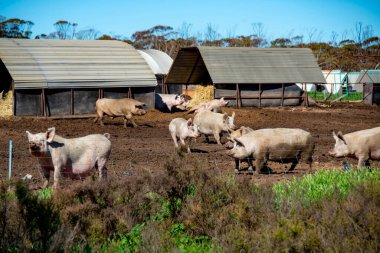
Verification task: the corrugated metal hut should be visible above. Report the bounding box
[137,49,175,93]
[358,70,380,105]
[165,47,326,107]
[0,39,157,116]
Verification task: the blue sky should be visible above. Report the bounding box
[1,0,379,42]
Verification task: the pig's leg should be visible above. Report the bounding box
[288,154,301,171]
[247,156,254,171]
[95,111,105,126]
[213,131,222,145]
[357,155,369,168]
[255,158,266,173]
[170,131,179,149]
[125,113,138,128]
[41,167,50,188]
[97,158,108,179]
[234,158,240,173]
[53,166,62,190]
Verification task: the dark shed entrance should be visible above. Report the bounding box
[358,70,380,105]
[165,47,326,107]
[0,39,157,116]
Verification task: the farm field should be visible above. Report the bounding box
[1,102,379,189]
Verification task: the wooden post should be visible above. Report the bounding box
[41,89,46,117]
[259,83,262,108]
[236,83,241,108]
[305,83,309,107]
[281,83,285,107]
[70,88,74,115]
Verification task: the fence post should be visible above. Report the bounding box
[8,140,13,191]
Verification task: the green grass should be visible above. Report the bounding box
[273,168,380,206]
[307,91,363,101]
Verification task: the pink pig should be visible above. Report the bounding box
[26,127,112,189]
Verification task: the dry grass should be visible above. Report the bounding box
[0,91,13,118]
[187,84,214,108]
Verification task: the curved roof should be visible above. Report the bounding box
[0,39,157,88]
[166,46,326,84]
[138,49,173,75]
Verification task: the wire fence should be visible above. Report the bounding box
[1,132,379,190]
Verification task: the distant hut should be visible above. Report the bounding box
[137,49,176,93]
[165,47,325,107]
[0,39,157,116]
[358,70,380,105]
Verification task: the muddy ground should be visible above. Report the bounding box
[0,102,379,189]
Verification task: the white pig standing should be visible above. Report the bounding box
[193,110,236,145]
[26,127,112,189]
[329,127,380,168]
[169,118,199,153]
[227,128,314,173]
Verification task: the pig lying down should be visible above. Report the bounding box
[329,127,380,168]
[94,98,146,128]
[186,97,229,114]
[169,118,199,153]
[155,93,189,112]
[227,128,314,173]
[26,127,112,189]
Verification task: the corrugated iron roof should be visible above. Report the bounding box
[138,49,173,75]
[166,47,326,84]
[0,39,157,88]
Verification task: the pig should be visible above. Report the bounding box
[26,127,112,189]
[225,126,254,149]
[328,127,380,168]
[94,98,146,128]
[193,110,236,145]
[169,118,200,153]
[224,126,255,171]
[187,97,229,114]
[155,93,188,112]
[226,128,314,173]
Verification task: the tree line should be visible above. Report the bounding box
[1,15,379,71]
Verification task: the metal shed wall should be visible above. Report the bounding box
[0,39,157,88]
[165,46,324,107]
[165,47,326,84]
[0,39,157,116]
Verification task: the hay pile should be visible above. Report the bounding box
[0,91,13,118]
[187,84,214,108]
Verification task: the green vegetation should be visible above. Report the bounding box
[273,168,380,206]
[1,158,379,252]
[308,91,363,101]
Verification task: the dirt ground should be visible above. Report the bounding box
[1,102,379,189]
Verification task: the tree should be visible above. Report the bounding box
[76,28,100,40]
[0,16,34,38]
[52,20,77,39]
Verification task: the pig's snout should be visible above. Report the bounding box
[328,150,336,157]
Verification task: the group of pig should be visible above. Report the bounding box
[26,95,380,189]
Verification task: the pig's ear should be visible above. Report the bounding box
[187,118,192,126]
[26,131,32,140]
[223,113,228,121]
[220,97,225,102]
[337,131,347,144]
[46,127,56,143]
[235,138,245,148]
[231,111,235,119]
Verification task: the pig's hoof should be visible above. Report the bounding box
[234,169,240,174]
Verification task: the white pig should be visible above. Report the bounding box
[193,110,236,145]
[155,93,187,112]
[26,127,112,189]
[329,127,380,168]
[187,97,229,114]
[169,118,199,153]
[227,128,314,173]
